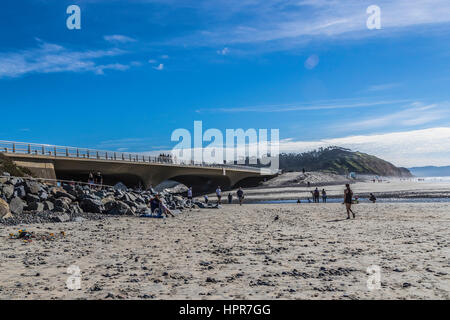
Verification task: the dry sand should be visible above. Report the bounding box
[0,202,449,300]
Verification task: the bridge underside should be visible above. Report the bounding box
[5,154,272,193]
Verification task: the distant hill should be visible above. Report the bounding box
[408,166,450,177]
[278,147,412,177]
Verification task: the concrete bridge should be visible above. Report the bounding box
[0,141,276,193]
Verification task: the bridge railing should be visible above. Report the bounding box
[0,140,265,173]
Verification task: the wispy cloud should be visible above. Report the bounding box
[195,98,411,114]
[0,39,132,78]
[335,101,450,131]
[163,0,450,50]
[153,63,164,70]
[104,34,137,43]
[367,82,401,92]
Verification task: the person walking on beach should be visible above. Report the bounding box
[322,189,327,203]
[344,184,356,219]
[187,187,193,205]
[228,193,233,204]
[369,193,377,203]
[204,195,209,204]
[216,186,222,205]
[237,187,244,206]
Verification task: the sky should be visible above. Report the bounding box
[0,0,449,167]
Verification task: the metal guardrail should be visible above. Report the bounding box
[0,140,265,173]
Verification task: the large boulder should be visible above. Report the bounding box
[104,200,133,215]
[52,213,71,223]
[113,182,128,191]
[27,201,45,212]
[50,187,76,201]
[14,185,26,198]
[0,198,12,219]
[2,185,14,199]
[9,197,25,215]
[43,201,54,211]
[24,180,42,195]
[26,194,40,205]
[80,198,104,213]
[54,197,72,212]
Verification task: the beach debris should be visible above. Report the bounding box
[9,229,66,242]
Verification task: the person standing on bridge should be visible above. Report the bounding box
[216,186,222,205]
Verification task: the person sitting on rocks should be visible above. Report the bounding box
[369,193,377,203]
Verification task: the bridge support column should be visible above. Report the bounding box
[12,158,57,181]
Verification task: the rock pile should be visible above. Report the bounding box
[0,173,195,225]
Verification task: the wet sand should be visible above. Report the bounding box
[214,180,450,202]
[0,202,449,300]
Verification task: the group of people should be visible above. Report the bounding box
[87,171,103,188]
[311,188,327,203]
[187,186,246,206]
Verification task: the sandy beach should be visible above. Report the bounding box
[1,201,448,300]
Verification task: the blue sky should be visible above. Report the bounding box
[1,0,450,167]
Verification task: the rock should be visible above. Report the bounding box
[27,201,45,212]
[9,197,25,215]
[54,198,71,212]
[52,213,70,223]
[104,200,133,215]
[26,194,40,204]
[43,201,54,211]
[50,187,76,201]
[74,217,86,223]
[80,198,104,213]
[0,198,12,219]
[14,186,26,198]
[2,185,14,199]
[2,172,10,177]
[24,180,42,195]
[39,191,49,201]
[70,203,83,214]
[113,182,128,191]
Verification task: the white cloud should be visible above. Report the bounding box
[104,35,137,43]
[278,127,450,167]
[148,59,157,63]
[153,63,164,70]
[160,54,169,59]
[0,39,130,78]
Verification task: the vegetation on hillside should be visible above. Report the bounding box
[0,153,33,177]
[278,147,412,177]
